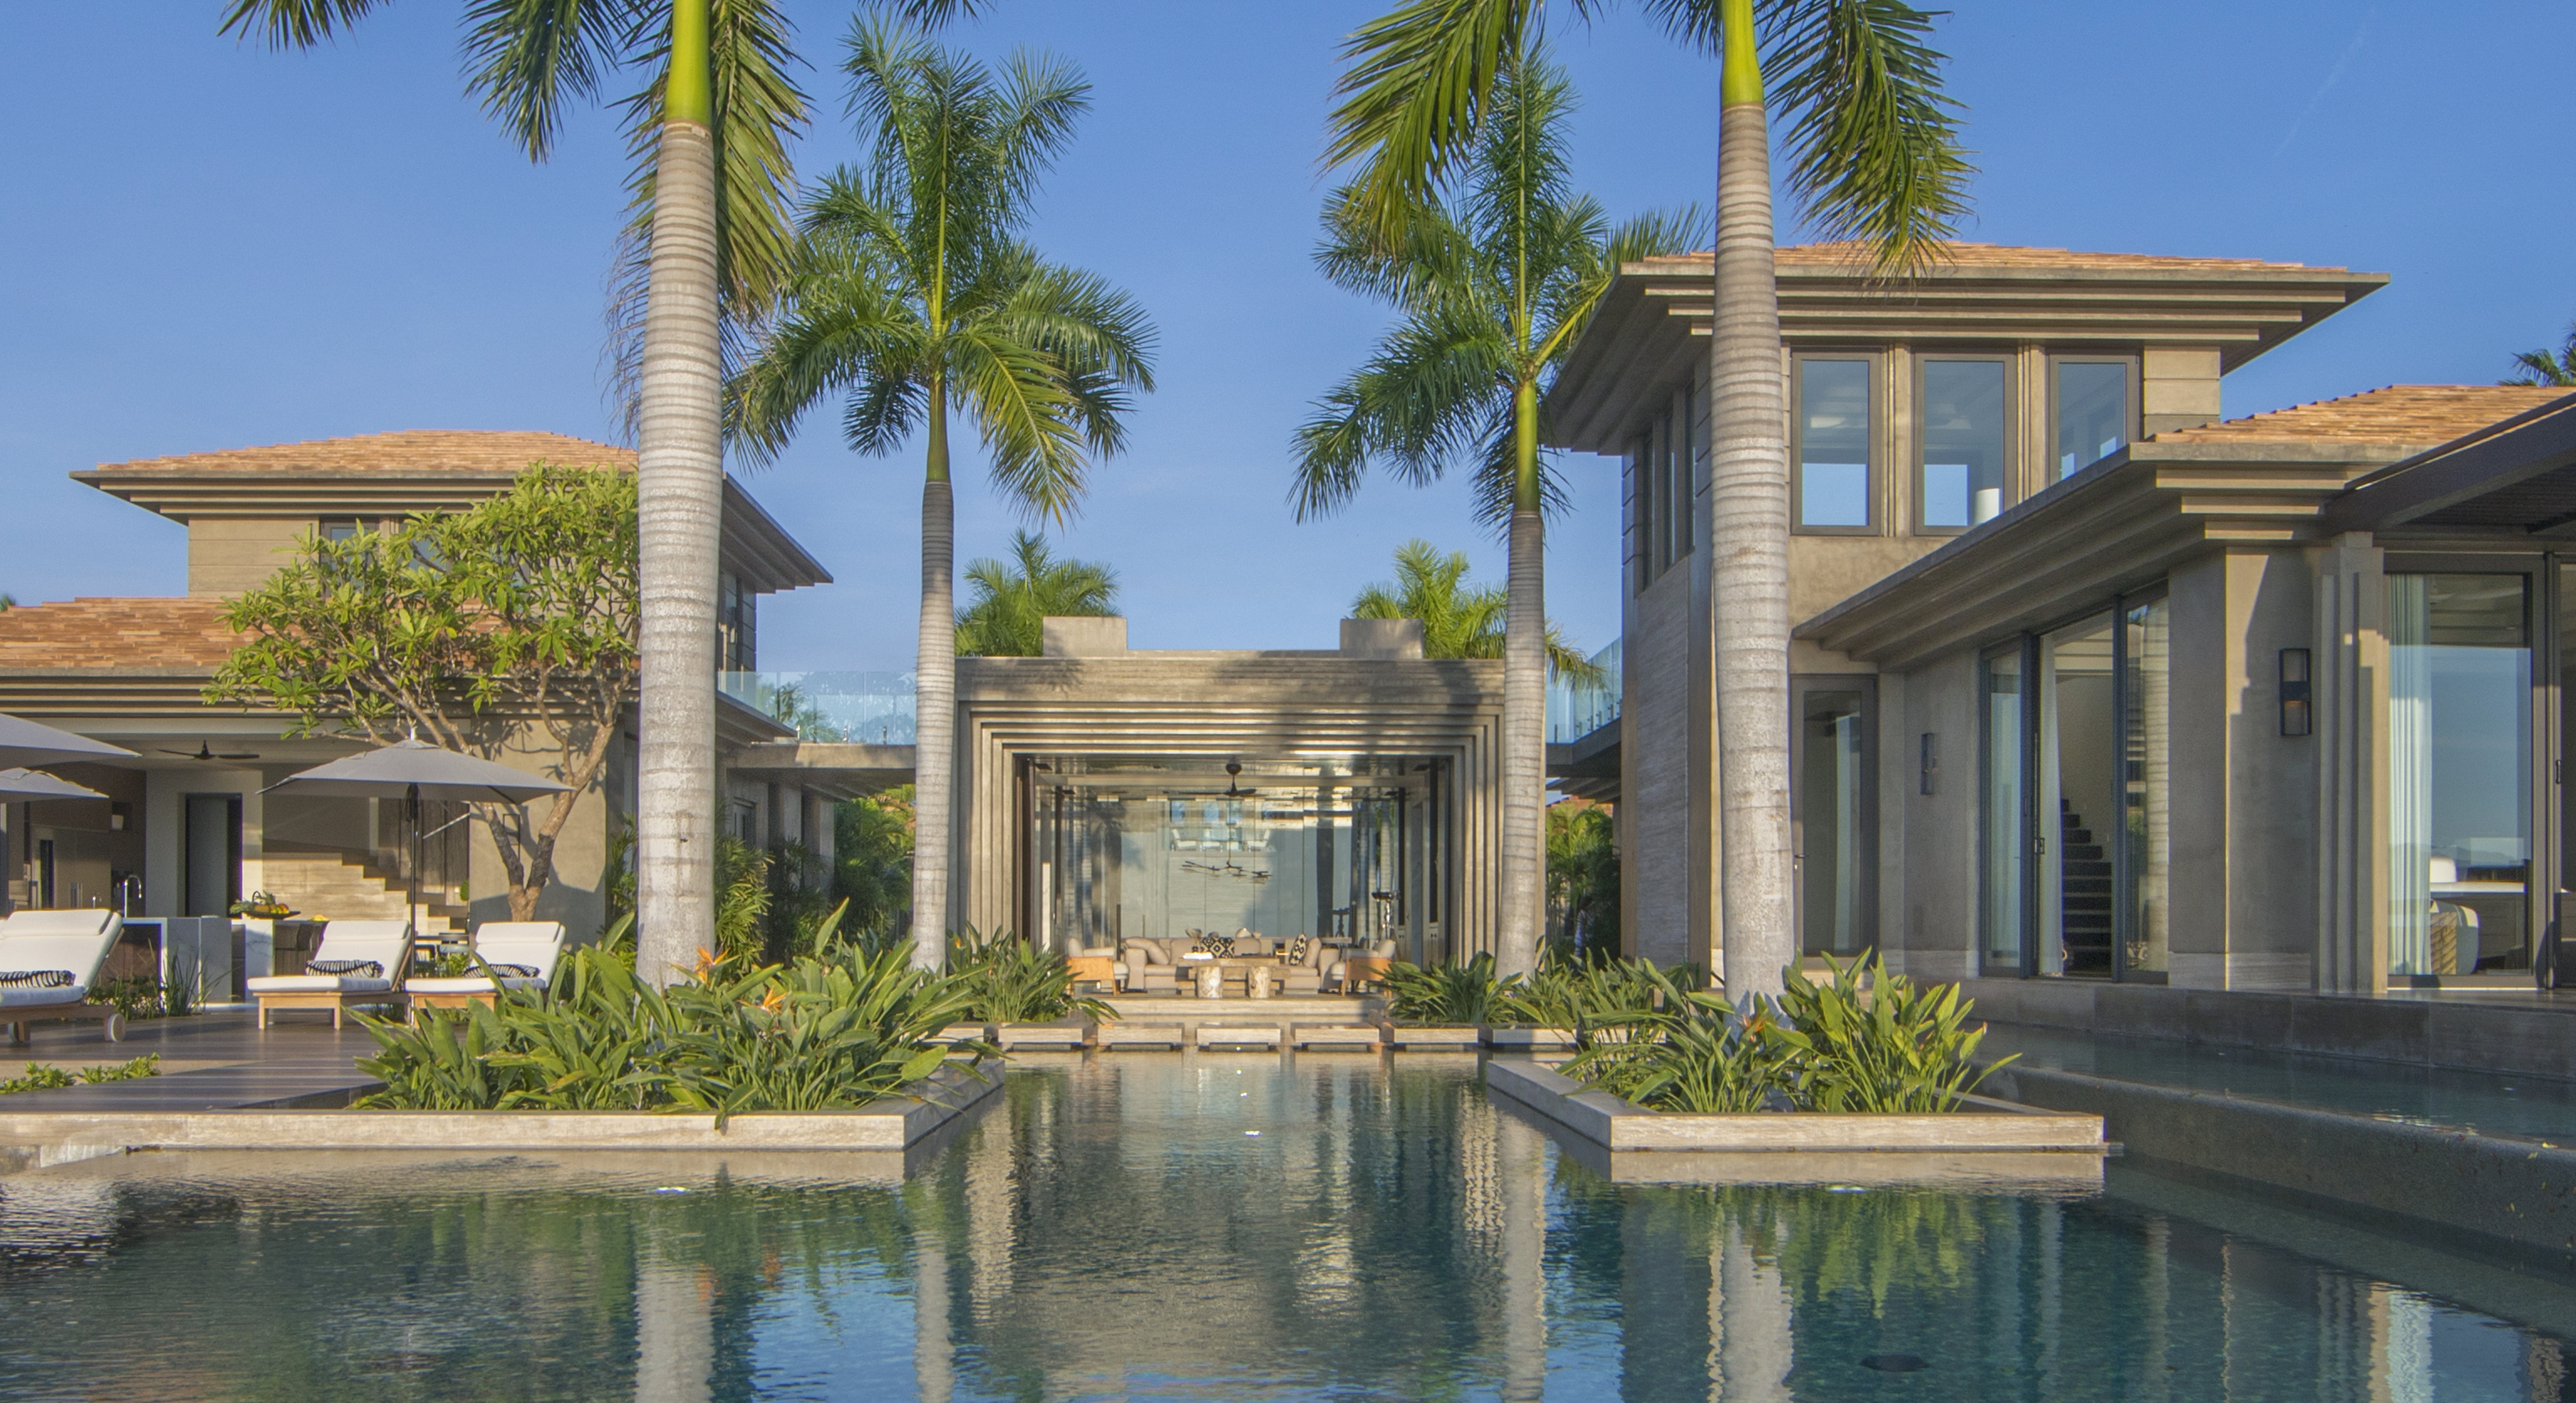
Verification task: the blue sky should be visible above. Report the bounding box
[3,2,2570,669]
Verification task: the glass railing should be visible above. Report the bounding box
[720,671,917,745]
[1546,639,1621,745]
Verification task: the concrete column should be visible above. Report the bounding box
[632,1251,712,1403]
[2314,533,2390,995]
[1496,1111,1547,1403]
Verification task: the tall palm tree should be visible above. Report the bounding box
[219,0,811,985]
[1296,50,1689,979]
[955,531,1120,657]
[1326,0,1970,999]
[729,18,1155,970]
[1353,539,1601,679]
[2505,323,2576,387]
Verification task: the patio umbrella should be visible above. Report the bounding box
[266,739,570,936]
[0,714,134,768]
[0,769,107,802]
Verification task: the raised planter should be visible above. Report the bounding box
[1194,1025,1283,1051]
[1291,1024,1384,1050]
[1485,1058,2105,1154]
[934,1023,991,1047]
[1387,1024,1483,1051]
[992,1021,1089,1050]
[0,1060,1002,1166]
[1482,1026,1574,1052]
[1096,1022,1185,1050]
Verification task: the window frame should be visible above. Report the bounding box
[1912,352,2016,537]
[1791,351,1881,536]
[2046,353,2141,485]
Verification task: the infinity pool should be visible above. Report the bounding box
[2,1053,2572,1400]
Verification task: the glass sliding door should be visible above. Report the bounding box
[2120,595,2172,977]
[2038,616,2119,976]
[2388,574,2532,982]
[1981,646,2028,973]
[1793,680,1874,959]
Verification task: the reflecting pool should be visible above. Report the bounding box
[3,1053,2573,1400]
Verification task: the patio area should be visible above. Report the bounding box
[0,1010,377,1115]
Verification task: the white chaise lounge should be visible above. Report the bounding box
[246,920,411,1029]
[403,921,566,1019]
[0,909,127,1045]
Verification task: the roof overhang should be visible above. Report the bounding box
[727,741,915,800]
[1544,253,2388,453]
[2320,392,2576,538]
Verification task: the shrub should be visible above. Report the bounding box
[353,939,987,1123]
[0,1054,159,1095]
[947,928,1113,1023]
[1382,953,1517,1026]
[91,975,183,1021]
[1506,954,1713,1042]
[1561,952,2006,1114]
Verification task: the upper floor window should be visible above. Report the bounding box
[320,517,387,543]
[1794,356,1875,533]
[1632,387,1701,591]
[2052,357,2134,481]
[1918,356,2010,532]
[719,571,756,672]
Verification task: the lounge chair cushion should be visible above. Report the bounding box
[0,984,89,1009]
[0,970,75,988]
[247,974,395,994]
[0,910,122,1000]
[249,920,411,997]
[307,959,383,979]
[406,975,545,994]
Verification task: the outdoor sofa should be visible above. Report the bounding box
[246,920,411,1028]
[403,921,566,1019]
[0,908,128,1044]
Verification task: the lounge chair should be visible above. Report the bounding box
[0,909,127,1045]
[403,922,566,1019]
[246,920,411,1028]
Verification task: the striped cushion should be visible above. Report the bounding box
[0,969,75,989]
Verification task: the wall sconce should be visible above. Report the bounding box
[1919,732,1939,796]
[2279,648,2313,737]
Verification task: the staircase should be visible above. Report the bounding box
[261,844,470,933]
[2058,802,2114,974]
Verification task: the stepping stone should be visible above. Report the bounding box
[1096,1023,1186,1049]
[1387,1025,1482,1051]
[1194,1025,1283,1050]
[1291,1024,1384,1050]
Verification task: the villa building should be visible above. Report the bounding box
[0,430,872,938]
[1548,241,2576,999]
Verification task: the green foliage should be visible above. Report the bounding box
[835,787,915,943]
[0,1054,159,1096]
[727,17,1157,519]
[207,466,640,921]
[1352,541,1602,682]
[1510,953,1708,1039]
[354,941,986,1125]
[1545,800,1618,956]
[947,928,1114,1024]
[603,818,637,929]
[955,532,1119,657]
[1565,952,2006,1113]
[1767,952,2009,1111]
[91,975,182,1021]
[2506,322,2576,387]
[714,836,773,966]
[1382,953,1516,1026]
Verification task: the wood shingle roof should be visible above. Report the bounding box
[2147,385,2576,447]
[91,430,632,477]
[0,599,246,672]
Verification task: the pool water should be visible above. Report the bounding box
[3,1053,2573,1401]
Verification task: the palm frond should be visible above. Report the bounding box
[1324,0,1552,238]
[217,0,388,48]
[462,0,638,162]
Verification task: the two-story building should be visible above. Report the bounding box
[1548,242,2576,1004]
[0,430,877,939]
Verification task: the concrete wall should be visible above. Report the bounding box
[2141,346,2223,438]
[1891,647,1980,981]
[186,518,315,597]
[1624,568,1695,967]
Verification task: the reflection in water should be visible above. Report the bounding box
[0,1056,2568,1400]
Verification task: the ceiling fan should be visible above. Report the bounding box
[161,741,261,761]
[1224,759,1257,798]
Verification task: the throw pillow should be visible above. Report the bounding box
[485,964,542,979]
[307,959,383,979]
[0,969,74,989]
[1200,933,1235,958]
[1285,934,1310,966]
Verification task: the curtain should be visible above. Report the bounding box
[2387,574,2433,979]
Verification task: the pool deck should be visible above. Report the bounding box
[0,1009,380,1112]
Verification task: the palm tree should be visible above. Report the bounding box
[1352,540,1600,680]
[729,18,1155,970]
[2506,323,2576,387]
[219,0,811,985]
[955,531,1120,657]
[1296,50,1688,980]
[1325,0,1970,999]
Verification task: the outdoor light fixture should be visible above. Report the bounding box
[1919,733,1938,796]
[2279,648,2313,737]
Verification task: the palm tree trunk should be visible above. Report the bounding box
[1706,0,1795,1001]
[1498,378,1546,977]
[910,387,956,970]
[633,0,721,987]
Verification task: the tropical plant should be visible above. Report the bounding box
[1509,950,1708,1040]
[221,0,814,985]
[1767,951,2006,1111]
[1326,0,1970,999]
[713,835,773,964]
[2505,322,2576,387]
[945,928,1114,1023]
[836,787,916,943]
[729,17,1156,972]
[1546,799,1619,959]
[955,531,1120,657]
[1298,49,1689,983]
[1352,541,1603,682]
[210,466,639,922]
[1567,1005,1794,1113]
[355,938,984,1122]
[91,975,183,1022]
[1382,952,1517,1025]
[0,1054,160,1097]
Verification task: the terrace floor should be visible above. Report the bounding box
[0,1009,377,1112]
